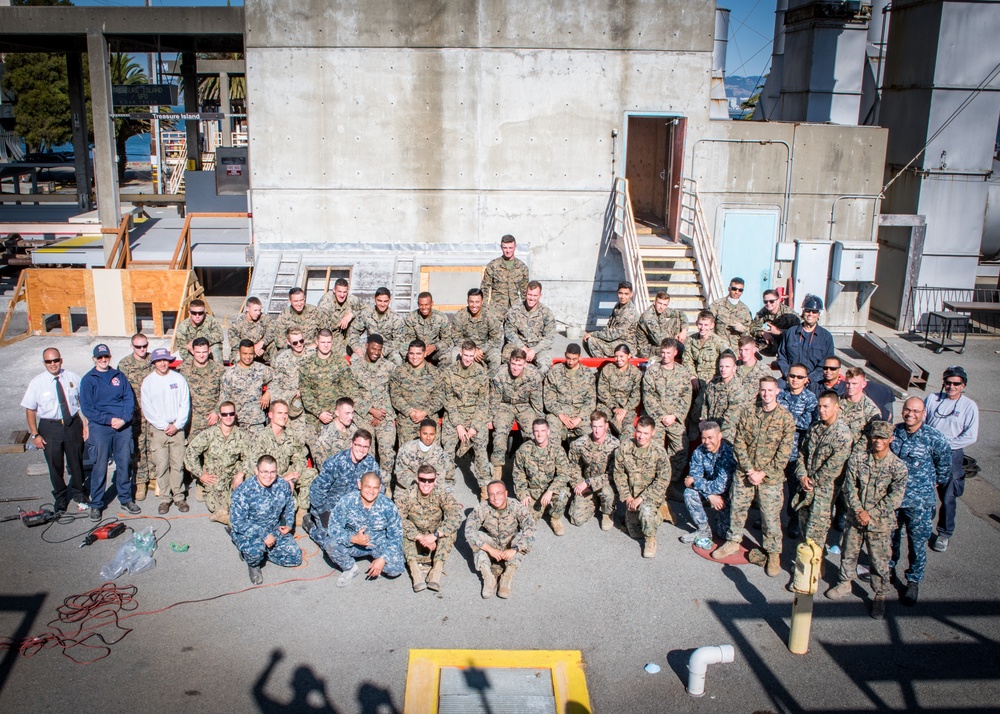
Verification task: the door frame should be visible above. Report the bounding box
[622,112,686,240]
[717,205,782,306]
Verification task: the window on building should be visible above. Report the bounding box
[304,267,351,305]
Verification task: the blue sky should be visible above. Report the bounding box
[724,0,778,79]
[73,0,777,79]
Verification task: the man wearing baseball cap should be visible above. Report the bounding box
[826,420,908,619]
[80,344,137,521]
[776,294,835,387]
[141,348,191,514]
[923,366,979,553]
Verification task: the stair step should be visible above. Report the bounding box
[645,269,698,276]
[646,284,702,294]
[640,247,694,258]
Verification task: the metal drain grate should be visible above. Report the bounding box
[438,666,556,714]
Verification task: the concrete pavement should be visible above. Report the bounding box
[0,328,998,713]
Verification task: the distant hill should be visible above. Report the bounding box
[725,75,766,100]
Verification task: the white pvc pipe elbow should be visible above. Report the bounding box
[687,644,735,697]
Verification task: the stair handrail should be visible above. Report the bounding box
[611,177,651,313]
[103,214,133,269]
[169,212,248,270]
[680,177,725,305]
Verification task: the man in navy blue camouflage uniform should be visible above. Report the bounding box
[79,344,135,521]
[778,363,818,538]
[314,471,404,587]
[307,430,381,525]
[680,421,735,544]
[890,397,952,605]
[230,455,303,584]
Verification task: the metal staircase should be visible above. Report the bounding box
[640,243,706,322]
[611,177,724,323]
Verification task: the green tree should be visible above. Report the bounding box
[1,1,74,152]
[1,53,71,153]
[110,53,149,183]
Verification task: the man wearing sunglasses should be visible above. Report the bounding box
[175,299,223,361]
[22,348,88,513]
[184,400,250,525]
[776,294,834,386]
[749,289,799,355]
[923,366,979,553]
[269,327,310,440]
[710,278,753,352]
[117,334,152,500]
[80,344,137,521]
[395,464,462,592]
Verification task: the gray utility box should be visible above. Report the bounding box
[215,147,249,195]
[830,241,878,282]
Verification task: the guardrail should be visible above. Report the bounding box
[611,177,651,313]
[679,177,724,304]
[169,212,248,270]
[103,214,134,269]
[906,286,1000,334]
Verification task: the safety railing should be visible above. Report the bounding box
[905,286,1000,334]
[679,178,724,305]
[169,212,249,270]
[103,214,133,269]
[611,177,651,313]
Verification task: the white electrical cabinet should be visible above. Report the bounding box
[831,241,878,282]
[793,240,832,306]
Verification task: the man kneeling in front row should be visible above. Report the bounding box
[395,464,463,592]
[230,455,303,585]
[465,480,536,599]
[310,471,405,587]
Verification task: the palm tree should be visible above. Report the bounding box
[110,53,148,183]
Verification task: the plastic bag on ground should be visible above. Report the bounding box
[99,526,157,580]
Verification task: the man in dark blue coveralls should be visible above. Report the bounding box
[80,344,137,521]
[777,294,835,386]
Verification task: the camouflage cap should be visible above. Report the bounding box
[869,420,893,439]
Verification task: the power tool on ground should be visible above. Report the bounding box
[81,521,127,547]
[18,507,56,527]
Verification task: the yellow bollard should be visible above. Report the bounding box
[788,538,824,655]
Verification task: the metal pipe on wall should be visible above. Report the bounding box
[828,194,882,244]
[689,138,792,244]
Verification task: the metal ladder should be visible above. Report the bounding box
[266,255,302,315]
[392,254,415,313]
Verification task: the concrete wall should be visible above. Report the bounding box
[878,0,1000,294]
[244,0,715,325]
[692,120,888,331]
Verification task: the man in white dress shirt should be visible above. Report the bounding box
[21,348,89,513]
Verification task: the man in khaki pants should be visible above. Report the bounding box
[142,348,191,515]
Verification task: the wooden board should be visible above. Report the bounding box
[25,268,90,334]
[21,268,202,339]
[851,331,926,390]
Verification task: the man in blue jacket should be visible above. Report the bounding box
[80,344,137,521]
[777,295,835,386]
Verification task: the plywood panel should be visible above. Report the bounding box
[26,269,89,334]
[22,268,200,339]
[91,270,127,336]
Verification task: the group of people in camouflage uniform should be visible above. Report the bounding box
[39,246,975,610]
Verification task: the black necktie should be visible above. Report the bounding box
[55,376,71,424]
